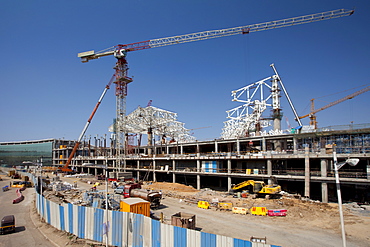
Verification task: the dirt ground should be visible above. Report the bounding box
[142,182,370,247]
[22,172,370,246]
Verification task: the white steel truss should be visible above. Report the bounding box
[113,105,195,144]
[221,73,281,139]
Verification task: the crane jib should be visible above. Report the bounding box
[82,8,353,61]
[117,40,151,52]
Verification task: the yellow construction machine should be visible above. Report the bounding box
[230,180,281,199]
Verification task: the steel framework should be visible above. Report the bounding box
[113,105,195,146]
[221,75,278,139]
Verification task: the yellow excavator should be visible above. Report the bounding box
[230,180,281,199]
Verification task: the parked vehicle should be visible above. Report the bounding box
[11,181,24,188]
[0,215,15,234]
[114,186,125,194]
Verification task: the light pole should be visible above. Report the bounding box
[104,163,109,247]
[333,149,359,247]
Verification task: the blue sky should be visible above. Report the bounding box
[1,0,369,143]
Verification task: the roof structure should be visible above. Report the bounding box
[109,105,196,144]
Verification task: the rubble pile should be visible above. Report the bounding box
[345,202,370,217]
[43,189,84,205]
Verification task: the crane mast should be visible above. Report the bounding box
[78,8,353,170]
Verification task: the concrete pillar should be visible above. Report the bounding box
[304,146,310,198]
[262,137,266,152]
[236,139,240,154]
[197,159,200,173]
[180,145,183,155]
[227,159,232,191]
[153,159,156,182]
[215,140,218,153]
[228,176,232,192]
[267,159,272,184]
[172,160,176,183]
[321,159,328,203]
[293,137,297,154]
[137,160,140,181]
[197,175,200,190]
[147,130,153,155]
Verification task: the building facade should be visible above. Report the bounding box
[52,124,370,204]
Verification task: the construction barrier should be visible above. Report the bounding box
[251,207,267,216]
[12,188,24,204]
[268,209,287,216]
[197,201,210,209]
[218,202,233,210]
[232,207,248,215]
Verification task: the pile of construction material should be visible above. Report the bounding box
[51,181,75,191]
[43,189,84,205]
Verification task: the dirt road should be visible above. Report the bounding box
[145,182,370,247]
[0,177,55,247]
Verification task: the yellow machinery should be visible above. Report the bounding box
[230,180,281,199]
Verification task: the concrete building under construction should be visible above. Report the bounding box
[51,122,370,204]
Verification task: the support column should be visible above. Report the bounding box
[227,159,232,191]
[261,137,266,152]
[215,140,218,153]
[293,137,298,154]
[172,160,176,183]
[137,160,140,181]
[321,159,328,203]
[267,159,272,184]
[236,139,240,155]
[304,146,310,198]
[153,159,156,182]
[197,159,201,190]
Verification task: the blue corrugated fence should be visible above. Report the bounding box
[35,192,278,247]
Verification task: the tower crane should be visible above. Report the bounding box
[78,9,353,169]
[298,85,370,129]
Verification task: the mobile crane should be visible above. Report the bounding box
[70,9,353,171]
[61,75,115,172]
